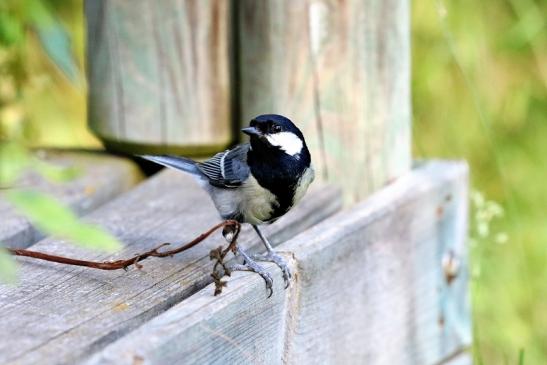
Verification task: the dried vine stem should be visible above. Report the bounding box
[208,224,243,295]
[8,220,241,272]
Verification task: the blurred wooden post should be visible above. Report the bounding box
[236,0,411,202]
[85,0,232,155]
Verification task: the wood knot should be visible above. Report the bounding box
[442,250,460,285]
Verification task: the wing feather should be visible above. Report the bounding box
[197,144,250,187]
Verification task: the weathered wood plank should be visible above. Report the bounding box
[86,161,470,365]
[0,150,142,249]
[86,264,292,365]
[85,0,232,154]
[0,170,341,364]
[236,0,411,202]
[283,161,470,365]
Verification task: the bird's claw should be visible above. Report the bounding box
[225,260,274,297]
[252,251,292,289]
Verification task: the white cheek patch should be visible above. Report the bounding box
[265,132,303,156]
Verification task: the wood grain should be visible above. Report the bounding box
[236,0,411,202]
[85,0,232,153]
[86,263,292,365]
[0,169,341,364]
[86,161,470,365]
[284,161,470,364]
[0,151,142,249]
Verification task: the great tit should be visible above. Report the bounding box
[141,114,314,293]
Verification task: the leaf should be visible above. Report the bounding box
[59,223,123,252]
[33,158,81,182]
[0,143,80,185]
[7,190,122,252]
[0,142,30,185]
[26,0,79,82]
[0,12,24,46]
[0,248,17,284]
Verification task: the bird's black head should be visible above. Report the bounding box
[242,114,307,158]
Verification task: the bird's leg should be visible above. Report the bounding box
[225,246,274,297]
[251,225,292,288]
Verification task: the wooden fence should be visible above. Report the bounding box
[0,1,471,364]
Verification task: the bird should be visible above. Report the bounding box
[140,114,314,294]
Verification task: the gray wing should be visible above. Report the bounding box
[197,143,251,188]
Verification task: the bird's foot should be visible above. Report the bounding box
[252,251,292,289]
[225,249,274,297]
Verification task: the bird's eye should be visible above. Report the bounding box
[273,125,282,133]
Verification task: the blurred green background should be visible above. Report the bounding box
[1,0,545,363]
[0,0,98,147]
[413,0,546,364]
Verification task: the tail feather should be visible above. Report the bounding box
[140,155,201,176]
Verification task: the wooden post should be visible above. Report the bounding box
[236,0,411,202]
[85,0,232,155]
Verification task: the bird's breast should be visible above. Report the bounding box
[240,176,279,224]
[212,164,314,225]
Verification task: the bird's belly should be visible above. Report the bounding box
[210,176,277,225]
[239,176,278,224]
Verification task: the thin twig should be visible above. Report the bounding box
[8,220,241,272]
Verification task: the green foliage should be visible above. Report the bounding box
[0,0,78,81]
[469,191,507,247]
[25,0,79,82]
[0,0,120,282]
[0,141,123,280]
[0,0,96,147]
[33,157,81,182]
[7,190,121,252]
[0,248,17,283]
[0,140,121,280]
[413,0,547,363]
[0,12,23,46]
[0,141,80,185]
[0,142,29,185]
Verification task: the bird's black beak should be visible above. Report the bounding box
[241,126,261,137]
